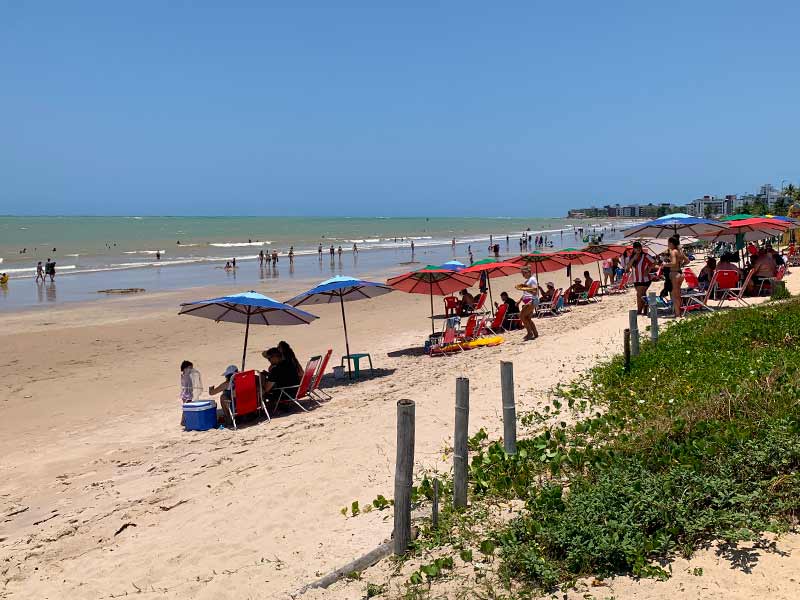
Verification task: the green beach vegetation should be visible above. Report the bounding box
[376,298,800,597]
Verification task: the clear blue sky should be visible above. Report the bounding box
[2,2,799,217]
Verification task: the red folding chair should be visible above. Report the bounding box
[716,269,754,307]
[681,271,719,316]
[274,356,322,413]
[484,303,508,333]
[309,348,333,401]
[682,268,701,291]
[230,370,269,429]
[576,280,601,304]
[607,273,630,294]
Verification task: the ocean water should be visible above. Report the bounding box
[0,216,629,309]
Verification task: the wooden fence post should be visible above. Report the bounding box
[648,291,659,344]
[393,399,415,555]
[453,377,469,509]
[628,309,640,357]
[624,328,631,372]
[500,361,517,455]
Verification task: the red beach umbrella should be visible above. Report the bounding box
[580,244,629,284]
[462,259,522,314]
[387,266,480,334]
[508,252,572,289]
[699,218,791,243]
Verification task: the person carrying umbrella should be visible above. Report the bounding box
[514,266,540,341]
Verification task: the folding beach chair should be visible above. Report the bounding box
[309,348,333,401]
[681,271,719,316]
[606,273,630,294]
[484,303,508,334]
[757,265,785,296]
[230,370,269,429]
[467,292,489,316]
[682,268,701,291]
[459,314,480,341]
[535,288,561,317]
[716,269,754,308]
[273,356,322,413]
[576,280,601,304]
[430,321,462,354]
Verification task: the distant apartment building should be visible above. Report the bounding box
[759,184,780,210]
[686,195,727,217]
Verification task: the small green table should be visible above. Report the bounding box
[341,353,373,378]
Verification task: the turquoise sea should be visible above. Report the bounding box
[0,216,629,309]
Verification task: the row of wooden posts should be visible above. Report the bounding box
[392,361,518,555]
[393,294,663,555]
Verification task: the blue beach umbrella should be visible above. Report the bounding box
[440,260,466,271]
[622,215,728,239]
[179,291,318,369]
[286,276,393,376]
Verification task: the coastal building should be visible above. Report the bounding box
[686,195,726,217]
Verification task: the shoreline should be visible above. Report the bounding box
[0,224,632,311]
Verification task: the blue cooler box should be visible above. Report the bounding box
[183,400,217,431]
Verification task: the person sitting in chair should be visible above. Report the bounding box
[569,278,586,301]
[458,289,476,316]
[495,291,519,329]
[260,347,301,412]
[538,282,556,303]
[209,365,238,425]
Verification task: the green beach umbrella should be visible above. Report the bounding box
[720,213,755,221]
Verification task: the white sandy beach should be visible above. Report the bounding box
[1,269,799,599]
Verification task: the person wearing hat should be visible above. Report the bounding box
[209,364,238,424]
[568,277,586,302]
[538,281,556,303]
[259,347,301,412]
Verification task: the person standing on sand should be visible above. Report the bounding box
[232,257,236,268]
[259,250,264,266]
[35,261,44,282]
[515,266,539,341]
[626,241,654,315]
[410,240,415,254]
[353,243,358,254]
[337,245,343,259]
[289,246,294,264]
[452,238,456,250]
[272,249,278,265]
[329,245,335,260]
[664,236,687,318]
[156,250,161,260]
[318,244,323,260]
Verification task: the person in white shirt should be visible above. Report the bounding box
[514,267,540,341]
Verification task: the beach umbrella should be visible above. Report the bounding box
[508,252,571,277]
[720,213,755,221]
[462,259,522,315]
[179,291,318,370]
[286,275,393,378]
[622,215,728,239]
[699,217,791,244]
[580,244,628,283]
[387,266,480,334]
[440,260,466,271]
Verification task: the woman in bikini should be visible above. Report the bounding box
[665,236,687,318]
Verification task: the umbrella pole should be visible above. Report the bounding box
[597,262,603,290]
[339,294,352,379]
[430,288,435,335]
[242,311,251,370]
[488,277,495,316]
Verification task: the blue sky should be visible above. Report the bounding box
[2,2,799,217]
